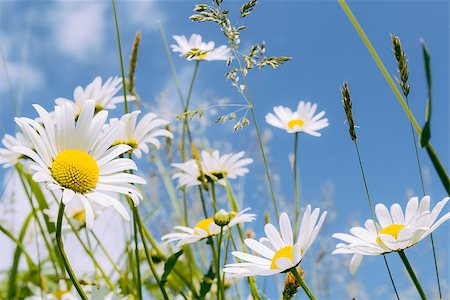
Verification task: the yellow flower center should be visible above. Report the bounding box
[51,149,99,194]
[287,119,305,129]
[53,290,70,300]
[72,209,86,222]
[194,218,214,235]
[271,246,294,270]
[376,223,405,245]
[184,48,209,60]
[112,138,139,150]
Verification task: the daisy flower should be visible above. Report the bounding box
[332,196,450,274]
[265,101,329,136]
[109,110,173,158]
[0,132,32,167]
[162,208,255,248]
[172,150,253,187]
[46,197,103,231]
[223,206,327,277]
[13,100,145,229]
[55,76,135,115]
[171,34,231,61]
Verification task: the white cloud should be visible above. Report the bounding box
[49,2,108,62]
[0,61,45,93]
[122,1,167,32]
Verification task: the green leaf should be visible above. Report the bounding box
[17,164,55,233]
[420,39,432,147]
[199,265,215,299]
[161,249,184,284]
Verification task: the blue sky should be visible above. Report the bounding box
[0,1,448,299]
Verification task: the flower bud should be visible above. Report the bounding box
[214,209,230,227]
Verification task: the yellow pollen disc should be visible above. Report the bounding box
[271,246,294,270]
[53,290,69,300]
[288,119,305,129]
[194,218,214,235]
[376,223,405,245]
[51,149,99,194]
[72,210,86,222]
[112,138,139,150]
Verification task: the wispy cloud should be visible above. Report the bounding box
[47,2,108,62]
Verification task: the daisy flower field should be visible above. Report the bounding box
[0,1,448,299]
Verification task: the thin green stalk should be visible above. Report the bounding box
[6,212,35,299]
[131,208,143,300]
[207,236,221,300]
[398,250,427,299]
[232,48,279,216]
[157,21,185,108]
[56,202,87,300]
[132,205,169,300]
[0,223,35,269]
[90,230,122,276]
[198,186,209,219]
[112,0,129,114]
[290,268,315,300]
[211,182,218,213]
[17,171,60,276]
[405,96,442,298]
[63,215,114,289]
[224,180,260,299]
[293,132,300,240]
[180,61,200,226]
[141,225,198,297]
[354,142,400,299]
[155,155,181,217]
[338,0,449,194]
[216,228,226,300]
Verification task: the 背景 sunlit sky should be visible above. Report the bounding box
[0,1,448,299]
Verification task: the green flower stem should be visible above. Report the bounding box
[131,203,169,300]
[89,230,122,276]
[157,21,185,108]
[290,268,316,300]
[338,0,449,194]
[131,207,143,300]
[55,202,88,300]
[224,180,260,300]
[216,228,226,300]
[293,132,300,241]
[207,236,221,300]
[405,96,442,298]
[112,0,129,114]
[17,171,61,276]
[154,155,182,218]
[354,142,400,299]
[0,221,35,269]
[180,60,200,226]
[211,182,218,213]
[398,250,427,299]
[63,214,114,289]
[231,48,279,217]
[7,212,34,300]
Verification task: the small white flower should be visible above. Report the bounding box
[223,206,327,277]
[55,76,135,114]
[171,34,231,61]
[14,100,146,229]
[109,110,173,158]
[162,208,255,248]
[172,150,253,187]
[265,101,329,136]
[45,196,104,230]
[0,132,32,167]
[332,196,450,274]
